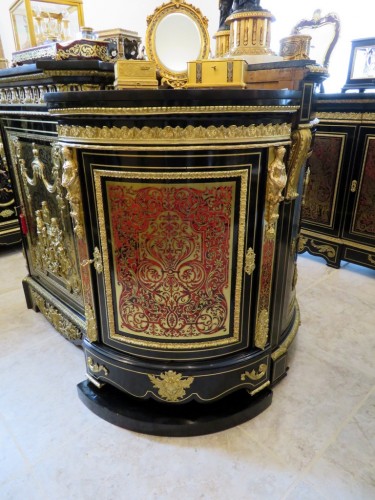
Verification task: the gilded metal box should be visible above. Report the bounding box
[187,59,247,89]
[114,60,158,89]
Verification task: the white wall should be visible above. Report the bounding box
[0,0,373,92]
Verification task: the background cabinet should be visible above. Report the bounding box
[0,129,21,246]
[299,94,375,270]
[0,60,113,340]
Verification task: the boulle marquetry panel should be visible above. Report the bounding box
[348,133,375,241]
[300,94,375,270]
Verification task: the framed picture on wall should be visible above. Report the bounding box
[342,37,375,92]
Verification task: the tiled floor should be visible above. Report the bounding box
[1,246,374,500]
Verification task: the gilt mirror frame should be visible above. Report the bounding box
[291,9,340,70]
[145,0,210,88]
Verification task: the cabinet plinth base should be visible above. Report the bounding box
[77,380,273,437]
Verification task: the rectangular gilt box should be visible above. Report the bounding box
[187,59,247,89]
[114,60,158,89]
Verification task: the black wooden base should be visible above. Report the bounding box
[77,380,273,437]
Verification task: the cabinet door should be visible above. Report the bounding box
[301,124,356,236]
[343,126,375,252]
[6,131,84,313]
[80,147,266,362]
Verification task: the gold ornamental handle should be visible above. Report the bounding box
[81,246,103,274]
[350,180,357,193]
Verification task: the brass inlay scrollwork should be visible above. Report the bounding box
[245,247,256,276]
[148,370,194,402]
[56,44,109,62]
[57,123,292,144]
[310,240,336,258]
[301,229,375,253]
[30,289,82,342]
[61,146,84,239]
[87,356,109,375]
[255,309,269,350]
[0,209,14,218]
[285,127,312,200]
[241,363,267,381]
[265,146,287,239]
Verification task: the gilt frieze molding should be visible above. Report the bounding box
[316,112,362,123]
[285,127,312,200]
[49,105,300,116]
[27,282,84,342]
[0,83,102,105]
[362,113,375,123]
[306,65,329,74]
[0,70,112,86]
[57,122,292,145]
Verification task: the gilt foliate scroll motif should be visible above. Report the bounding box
[241,363,267,381]
[33,201,81,294]
[245,247,256,276]
[255,308,269,350]
[148,370,194,402]
[87,356,109,375]
[20,142,64,208]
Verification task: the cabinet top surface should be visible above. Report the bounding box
[44,88,301,110]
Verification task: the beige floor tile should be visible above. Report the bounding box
[0,248,374,499]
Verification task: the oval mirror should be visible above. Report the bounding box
[146,0,210,88]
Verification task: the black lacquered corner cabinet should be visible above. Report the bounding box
[46,88,314,434]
